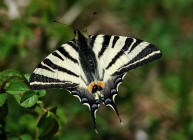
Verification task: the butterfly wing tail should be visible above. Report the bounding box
[90,106,98,133]
[102,96,122,124]
[101,79,122,124]
[71,88,100,132]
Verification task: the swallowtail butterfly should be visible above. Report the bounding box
[29,30,162,132]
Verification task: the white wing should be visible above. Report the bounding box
[30,32,162,130]
[29,40,100,129]
[30,41,87,90]
[89,34,162,121]
[90,34,162,82]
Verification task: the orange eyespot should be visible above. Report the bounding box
[88,82,96,93]
[97,81,104,89]
[88,81,104,93]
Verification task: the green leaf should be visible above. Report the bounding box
[24,74,31,82]
[0,70,22,80]
[13,94,22,104]
[20,134,33,140]
[20,91,38,108]
[5,79,30,95]
[20,91,35,103]
[36,90,46,97]
[0,93,7,107]
[56,107,67,124]
[36,111,59,139]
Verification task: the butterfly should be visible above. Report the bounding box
[29,29,162,132]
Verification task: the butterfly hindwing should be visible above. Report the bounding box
[100,75,125,123]
[70,88,100,129]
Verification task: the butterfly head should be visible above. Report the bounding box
[74,29,89,46]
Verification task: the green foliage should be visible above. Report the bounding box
[37,107,59,139]
[0,93,6,107]
[0,69,60,138]
[0,0,193,139]
[6,78,29,95]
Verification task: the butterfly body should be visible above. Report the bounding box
[29,29,162,131]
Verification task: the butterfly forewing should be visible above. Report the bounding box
[30,42,83,89]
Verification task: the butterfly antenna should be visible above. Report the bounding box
[52,19,69,26]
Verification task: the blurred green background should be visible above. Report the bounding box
[0,0,193,140]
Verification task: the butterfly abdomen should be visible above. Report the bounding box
[75,30,101,84]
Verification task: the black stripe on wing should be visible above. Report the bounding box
[112,36,119,48]
[106,38,133,69]
[30,73,64,83]
[67,41,79,52]
[43,58,79,77]
[113,44,162,76]
[98,35,111,58]
[89,35,97,48]
[128,38,143,53]
[30,83,78,90]
[57,47,79,64]
[52,51,64,61]
[37,63,54,72]
[29,73,78,89]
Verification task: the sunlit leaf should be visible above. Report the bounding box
[24,74,31,82]
[37,90,46,97]
[5,78,30,95]
[20,91,38,108]
[0,70,22,80]
[20,134,33,140]
[13,94,21,104]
